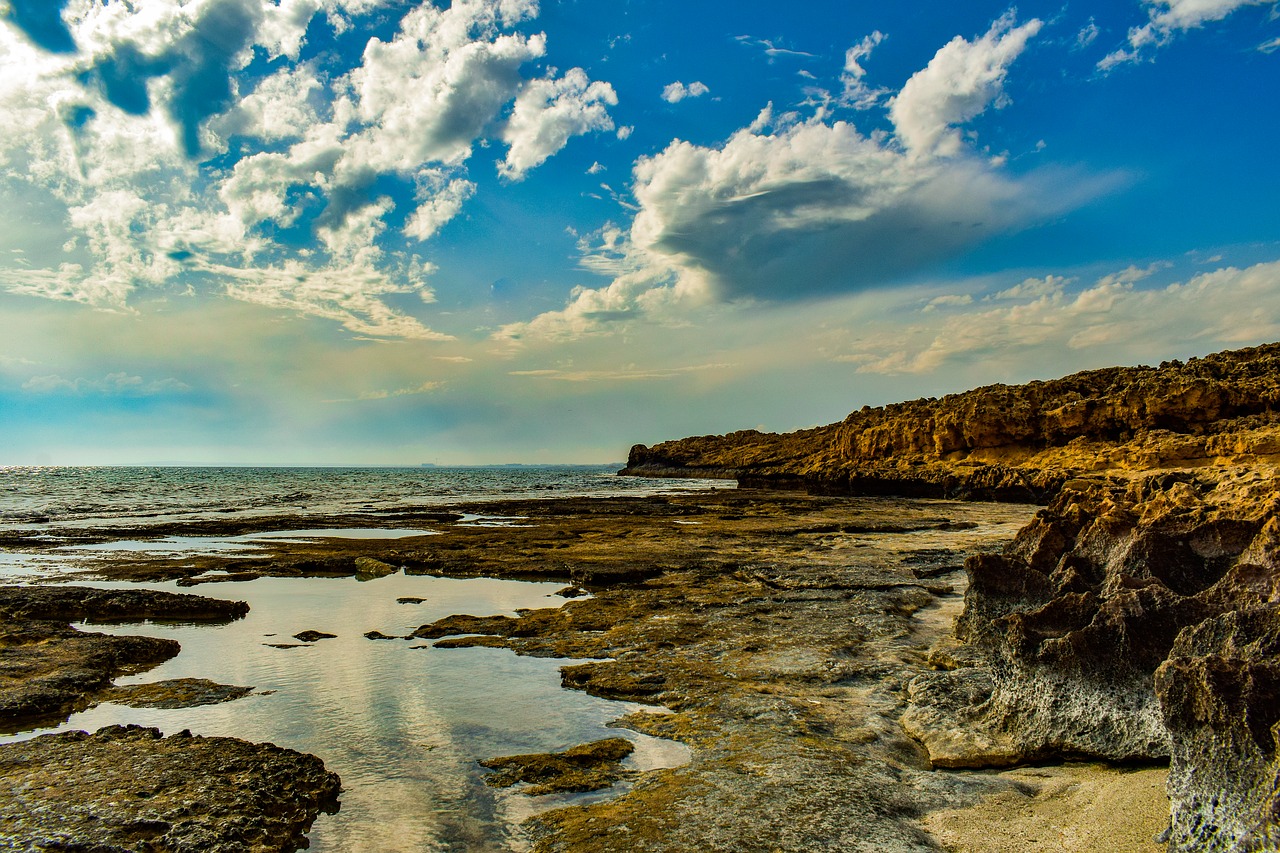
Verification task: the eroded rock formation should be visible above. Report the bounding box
[0,725,339,852]
[623,342,1280,501]
[623,343,1280,851]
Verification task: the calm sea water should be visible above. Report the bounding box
[0,467,717,851]
[0,465,729,530]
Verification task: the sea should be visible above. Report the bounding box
[0,464,726,530]
[0,466,728,852]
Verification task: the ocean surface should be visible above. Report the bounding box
[0,464,728,530]
[0,466,722,851]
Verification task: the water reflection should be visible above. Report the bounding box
[2,574,688,852]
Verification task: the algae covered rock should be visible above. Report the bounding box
[479,737,635,795]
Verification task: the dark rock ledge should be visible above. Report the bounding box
[0,586,341,853]
[0,585,248,730]
[0,724,340,853]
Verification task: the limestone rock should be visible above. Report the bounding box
[354,556,397,580]
[0,586,249,729]
[622,342,1280,501]
[908,473,1279,769]
[1156,607,1280,853]
[0,724,339,852]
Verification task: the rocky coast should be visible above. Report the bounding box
[0,342,1275,851]
[624,342,1280,853]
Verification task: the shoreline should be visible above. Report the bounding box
[1,487,1175,852]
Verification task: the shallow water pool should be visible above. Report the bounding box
[2,573,688,852]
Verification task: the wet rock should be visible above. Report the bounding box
[1155,607,1280,852]
[0,622,178,730]
[0,724,339,852]
[101,678,254,709]
[411,613,517,640]
[396,596,428,604]
[479,737,635,795]
[0,585,248,623]
[363,630,400,640]
[293,630,336,642]
[431,635,509,649]
[0,586,250,730]
[354,556,397,580]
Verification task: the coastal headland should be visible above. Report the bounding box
[1,342,1277,851]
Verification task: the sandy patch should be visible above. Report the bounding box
[923,763,1169,853]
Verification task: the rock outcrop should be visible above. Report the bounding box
[1156,608,1280,852]
[903,472,1278,766]
[622,343,1280,851]
[0,586,249,729]
[623,342,1280,501]
[0,724,339,852]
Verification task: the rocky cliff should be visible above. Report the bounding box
[624,342,1280,852]
[623,342,1280,501]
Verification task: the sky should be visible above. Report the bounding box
[0,0,1278,465]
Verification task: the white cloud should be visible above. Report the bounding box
[499,67,617,179]
[212,63,322,143]
[214,259,453,340]
[922,293,973,312]
[0,0,609,340]
[1100,0,1270,68]
[1259,35,1280,53]
[352,380,444,401]
[499,14,1097,344]
[991,274,1073,300]
[509,362,733,382]
[839,259,1280,374]
[889,11,1043,158]
[403,171,477,241]
[661,80,710,103]
[1076,18,1101,48]
[840,31,888,109]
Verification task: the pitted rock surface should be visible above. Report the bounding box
[0,725,339,852]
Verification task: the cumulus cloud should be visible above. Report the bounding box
[498,13,1092,343]
[500,68,617,179]
[889,12,1043,158]
[661,81,709,103]
[0,0,614,338]
[1100,0,1271,68]
[839,260,1280,374]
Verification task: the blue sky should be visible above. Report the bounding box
[0,0,1277,464]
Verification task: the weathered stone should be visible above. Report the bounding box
[479,737,636,795]
[0,585,249,623]
[622,342,1280,502]
[101,677,253,709]
[292,630,336,642]
[354,556,397,580]
[1156,607,1280,853]
[0,586,248,730]
[0,724,339,852]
